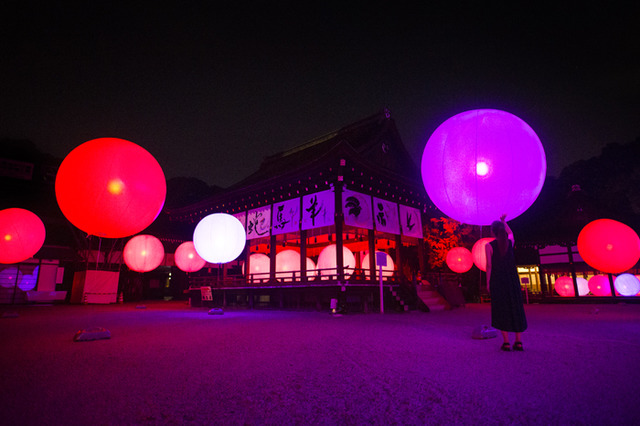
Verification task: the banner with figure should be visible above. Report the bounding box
[272,198,300,235]
[301,190,334,230]
[246,206,271,240]
[342,189,373,229]
[233,211,247,231]
[399,204,423,238]
[373,197,400,234]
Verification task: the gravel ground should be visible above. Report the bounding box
[1,301,639,425]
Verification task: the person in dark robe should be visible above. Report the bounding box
[485,214,527,351]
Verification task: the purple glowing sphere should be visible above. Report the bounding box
[421,109,546,225]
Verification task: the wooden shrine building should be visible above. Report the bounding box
[166,109,437,311]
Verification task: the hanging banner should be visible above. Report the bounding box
[373,197,400,234]
[343,189,373,229]
[399,204,423,238]
[272,198,301,235]
[233,211,247,230]
[246,206,271,240]
[301,190,334,230]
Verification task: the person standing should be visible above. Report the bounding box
[485,214,527,351]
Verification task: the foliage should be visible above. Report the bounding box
[423,217,475,270]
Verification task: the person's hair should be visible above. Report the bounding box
[491,220,509,255]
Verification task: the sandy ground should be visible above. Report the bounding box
[1,301,640,425]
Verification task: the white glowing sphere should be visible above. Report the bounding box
[243,253,271,281]
[588,275,611,296]
[317,244,356,280]
[276,249,300,282]
[614,273,640,296]
[193,213,246,264]
[362,251,395,278]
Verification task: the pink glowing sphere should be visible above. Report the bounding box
[362,251,396,278]
[243,253,271,280]
[55,138,166,238]
[174,241,206,273]
[123,234,165,272]
[0,208,46,264]
[276,249,301,282]
[446,247,473,273]
[472,238,494,272]
[317,244,356,280]
[554,276,589,297]
[421,109,546,225]
[305,257,318,279]
[577,219,640,274]
[193,213,246,264]
[614,274,640,296]
[588,275,612,296]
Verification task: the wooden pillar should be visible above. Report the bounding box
[269,233,277,283]
[244,240,251,285]
[334,184,345,282]
[368,229,376,283]
[300,229,308,283]
[395,234,402,282]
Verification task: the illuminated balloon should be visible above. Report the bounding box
[243,253,270,280]
[0,208,46,264]
[305,257,318,279]
[421,109,546,225]
[445,247,473,273]
[472,238,494,272]
[174,241,206,272]
[317,244,356,280]
[362,251,395,278]
[193,213,246,264]
[55,138,166,238]
[614,274,640,296]
[588,275,612,296]
[18,266,39,291]
[577,219,640,273]
[276,249,300,282]
[123,234,165,272]
[554,276,589,297]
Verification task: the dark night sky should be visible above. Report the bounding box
[1,2,638,187]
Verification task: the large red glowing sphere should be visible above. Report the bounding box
[588,275,612,296]
[577,219,640,273]
[446,247,473,273]
[317,244,356,280]
[193,213,246,264]
[472,238,494,272]
[174,241,206,272]
[421,109,546,225]
[123,234,165,272]
[55,138,166,238]
[0,208,46,264]
[614,274,640,296]
[554,276,589,297]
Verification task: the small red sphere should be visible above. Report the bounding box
[0,208,46,264]
[123,234,165,272]
[174,241,206,273]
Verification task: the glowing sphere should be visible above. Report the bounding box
[174,241,206,272]
[446,247,473,273]
[243,253,271,281]
[317,244,356,280]
[614,274,640,296]
[554,276,589,297]
[472,238,494,272]
[0,208,46,264]
[421,109,546,225]
[362,251,395,278]
[588,275,612,296]
[276,249,300,282]
[577,219,640,274]
[123,234,165,272]
[55,138,166,238]
[193,213,246,264]
[306,257,318,279]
